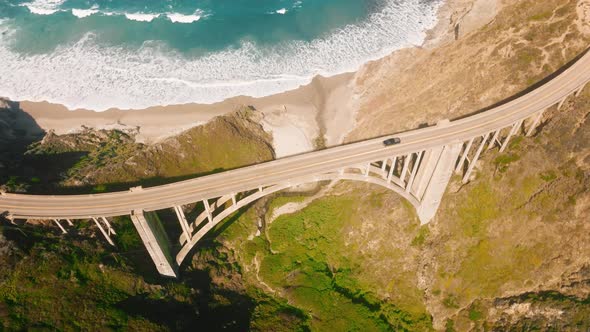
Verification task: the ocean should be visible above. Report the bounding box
[0,0,442,110]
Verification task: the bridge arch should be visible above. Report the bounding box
[175,163,420,266]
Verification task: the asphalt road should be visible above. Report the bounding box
[2,50,589,219]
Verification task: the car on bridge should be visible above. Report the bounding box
[383,137,401,146]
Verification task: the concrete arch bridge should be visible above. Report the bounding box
[1,49,590,277]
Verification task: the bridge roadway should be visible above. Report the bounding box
[2,50,590,220]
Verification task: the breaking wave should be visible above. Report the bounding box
[166,11,205,23]
[19,0,208,23]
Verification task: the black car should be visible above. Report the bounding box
[383,137,401,146]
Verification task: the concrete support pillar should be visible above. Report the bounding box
[92,217,114,246]
[400,154,411,182]
[53,219,67,234]
[100,217,116,236]
[387,157,397,182]
[364,163,371,176]
[575,82,586,97]
[203,200,213,223]
[416,143,463,224]
[231,193,237,206]
[455,138,474,173]
[130,210,177,277]
[526,111,544,136]
[173,205,191,241]
[500,120,522,153]
[381,160,387,172]
[557,95,568,110]
[406,151,424,193]
[411,146,444,199]
[487,129,501,151]
[65,219,74,226]
[462,133,490,184]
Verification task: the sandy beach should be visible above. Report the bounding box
[8,0,496,156]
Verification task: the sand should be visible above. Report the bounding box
[9,0,493,154]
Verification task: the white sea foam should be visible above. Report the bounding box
[21,2,209,24]
[276,8,287,14]
[72,6,100,18]
[166,11,203,23]
[124,12,160,22]
[0,0,443,111]
[20,0,65,15]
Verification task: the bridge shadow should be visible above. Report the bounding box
[0,100,44,188]
[115,267,255,331]
[0,100,99,194]
[113,204,257,331]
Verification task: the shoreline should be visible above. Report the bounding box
[4,0,493,152]
[0,0,440,112]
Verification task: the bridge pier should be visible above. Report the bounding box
[387,157,397,182]
[92,217,115,246]
[411,147,444,198]
[203,200,213,223]
[416,143,463,224]
[53,219,67,234]
[400,154,411,183]
[575,82,587,97]
[557,95,568,110]
[500,120,522,152]
[526,110,544,136]
[130,209,178,278]
[406,151,424,193]
[173,205,191,243]
[462,133,490,184]
[487,129,501,151]
[455,138,474,173]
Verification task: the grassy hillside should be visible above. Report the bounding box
[1,108,274,194]
[1,0,589,330]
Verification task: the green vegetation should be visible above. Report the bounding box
[215,188,434,331]
[509,136,523,149]
[444,319,456,332]
[457,182,498,237]
[0,228,161,330]
[261,197,392,331]
[442,295,459,309]
[411,226,430,247]
[114,216,142,251]
[529,11,552,21]
[313,135,327,150]
[248,294,310,331]
[468,308,482,321]
[92,184,108,193]
[493,153,520,172]
[540,170,557,182]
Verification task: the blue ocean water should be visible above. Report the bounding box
[0,0,442,110]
